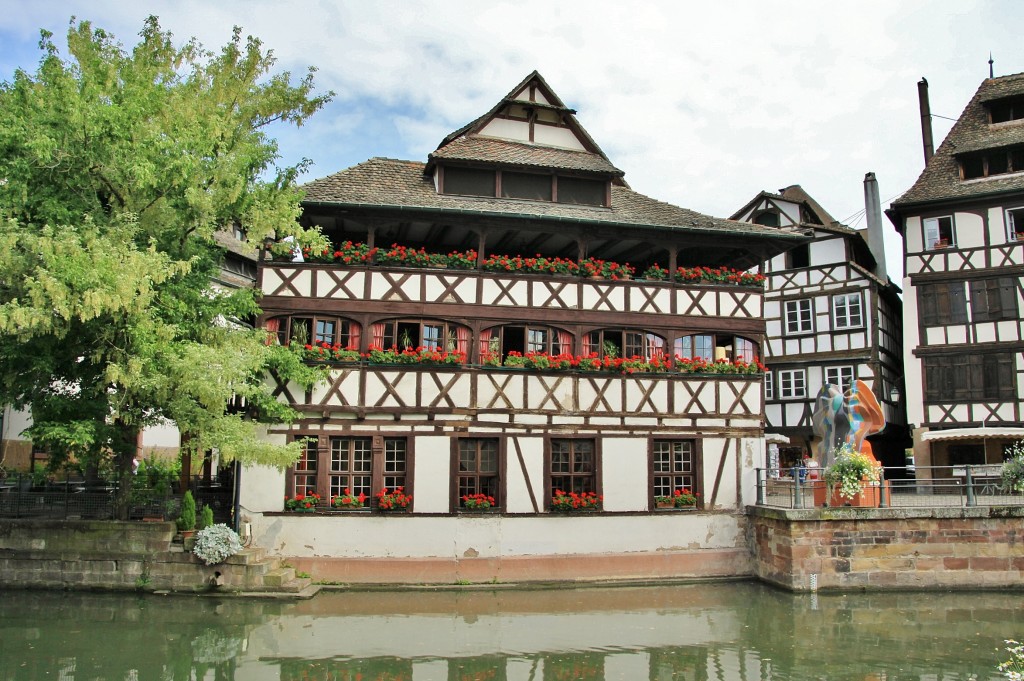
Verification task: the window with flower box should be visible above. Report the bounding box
[481,324,572,362]
[546,439,599,505]
[584,329,665,360]
[674,334,758,363]
[453,438,502,510]
[650,439,699,508]
[286,435,411,508]
[267,315,361,348]
[371,318,470,354]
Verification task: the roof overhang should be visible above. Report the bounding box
[921,427,1024,443]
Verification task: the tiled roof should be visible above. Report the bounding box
[301,157,800,239]
[428,136,623,175]
[893,72,1024,207]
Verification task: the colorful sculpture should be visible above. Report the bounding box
[811,380,885,467]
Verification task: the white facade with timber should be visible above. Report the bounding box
[241,72,805,583]
[732,183,906,471]
[888,74,1024,471]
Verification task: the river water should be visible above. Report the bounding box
[0,582,1020,680]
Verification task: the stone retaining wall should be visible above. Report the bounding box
[0,520,269,592]
[749,505,1024,591]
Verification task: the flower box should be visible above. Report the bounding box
[827,482,879,507]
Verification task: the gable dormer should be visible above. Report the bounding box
[426,71,625,208]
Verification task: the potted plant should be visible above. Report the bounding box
[376,486,413,512]
[999,440,1024,493]
[461,493,496,511]
[285,492,320,512]
[641,264,668,281]
[198,504,215,531]
[192,524,244,566]
[177,490,197,538]
[550,489,602,512]
[655,488,699,509]
[823,444,881,506]
[332,488,367,509]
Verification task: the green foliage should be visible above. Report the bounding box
[177,490,196,532]
[0,17,332,499]
[198,504,215,531]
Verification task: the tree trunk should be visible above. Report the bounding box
[112,419,140,520]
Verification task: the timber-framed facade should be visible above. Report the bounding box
[240,72,806,582]
[888,74,1024,474]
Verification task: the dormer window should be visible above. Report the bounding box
[440,166,608,207]
[959,146,1024,180]
[988,95,1024,124]
[753,210,780,227]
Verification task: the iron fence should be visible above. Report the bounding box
[755,465,1024,510]
[0,473,232,521]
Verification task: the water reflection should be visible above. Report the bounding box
[0,583,1017,680]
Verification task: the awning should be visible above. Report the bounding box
[921,427,1024,442]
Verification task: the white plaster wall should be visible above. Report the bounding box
[903,278,924,426]
[240,462,287,513]
[140,421,180,449]
[738,438,763,506]
[905,216,923,255]
[533,125,585,150]
[778,199,801,225]
[413,435,451,513]
[702,438,739,508]
[253,512,746,559]
[810,237,845,265]
[505,436,544,513]
[601,437,647,512]
[955,211,985,249]
[479,118,530,142]
[2,406,32,441]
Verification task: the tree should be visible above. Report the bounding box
[0,17,331,515]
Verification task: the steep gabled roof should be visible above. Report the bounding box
[427,70,626,183]
[893,72,1024,207]
[302,157,804,241]
[730,185,856,236]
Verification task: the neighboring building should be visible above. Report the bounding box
[732,180,907,471]
[888,75,1024,472]
[241,71,805,582]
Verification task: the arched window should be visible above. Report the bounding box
[480,324,573,361]
[269,315,362,349]
[584,329,665,360]
[674,334,758,362]
[370,318,470,354]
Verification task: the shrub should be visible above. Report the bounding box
[177,490,196,532]
[192,524,243,565]
[198,505,215,531]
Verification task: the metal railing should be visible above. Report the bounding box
[755,465,1024,510]
[0,473,186,521]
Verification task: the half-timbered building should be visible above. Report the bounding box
[241,72,807,582]
[888,74,1024,472]
[732,180,906,470]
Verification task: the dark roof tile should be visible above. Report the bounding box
[429,136,622,175]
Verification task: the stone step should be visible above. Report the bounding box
[227,547,268,565]
[279,576,313,593]
[263,566,296,587]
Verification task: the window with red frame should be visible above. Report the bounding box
[548,439,597,500]
[651,440,698,508]
[455,438,501,509]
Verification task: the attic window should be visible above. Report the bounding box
[441,166,608,207]
[753,211,780,227]
[443,167,495,197]
[502,172,552,201]
[556,177,605,206]
[988,96,1024,124]
[959,147,1024,180]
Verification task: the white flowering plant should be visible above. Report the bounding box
[1000,440,1024,494]
[998,639,1024,680]
[823,443,880,501]
[192,523,243,565]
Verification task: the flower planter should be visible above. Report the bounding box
[827,482,879,507]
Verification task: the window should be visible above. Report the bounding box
[287,435,410,506]
[764,371,774,400]
[824,366,855,392]
[548,439,598,501]
[585,329,665,360]
[778,369,806,399]
[832,293,864,329]
[502,171,552,201]
[959,148,1024,179]
[923,353,1015,401]
[786,244,810,269]
[970,277,1018,322]
[440,165,608,207]
[675,335,713,361]
[270,315,361,348]
[918,282,967,326]
[455,438,501,509]
[923,216,954,249]
[989,96,1024,124]
[784,299,813,334]
[753,210,780,227]
[482,324,572,362]
[651,440,698,507]
[372,319,469,354]
[1005,207,1024,241]
[443,167,496,197]
[329,437,372,499]
[556,176,606,206]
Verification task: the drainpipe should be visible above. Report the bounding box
[863,172,888,282]
[917,78,935,166]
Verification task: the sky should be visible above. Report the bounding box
[2,0,1021,282]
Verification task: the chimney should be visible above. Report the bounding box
[917,78,935,165]
[863,172,888,282]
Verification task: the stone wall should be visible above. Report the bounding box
[0,520,275,592]
[749,505,1024,591]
